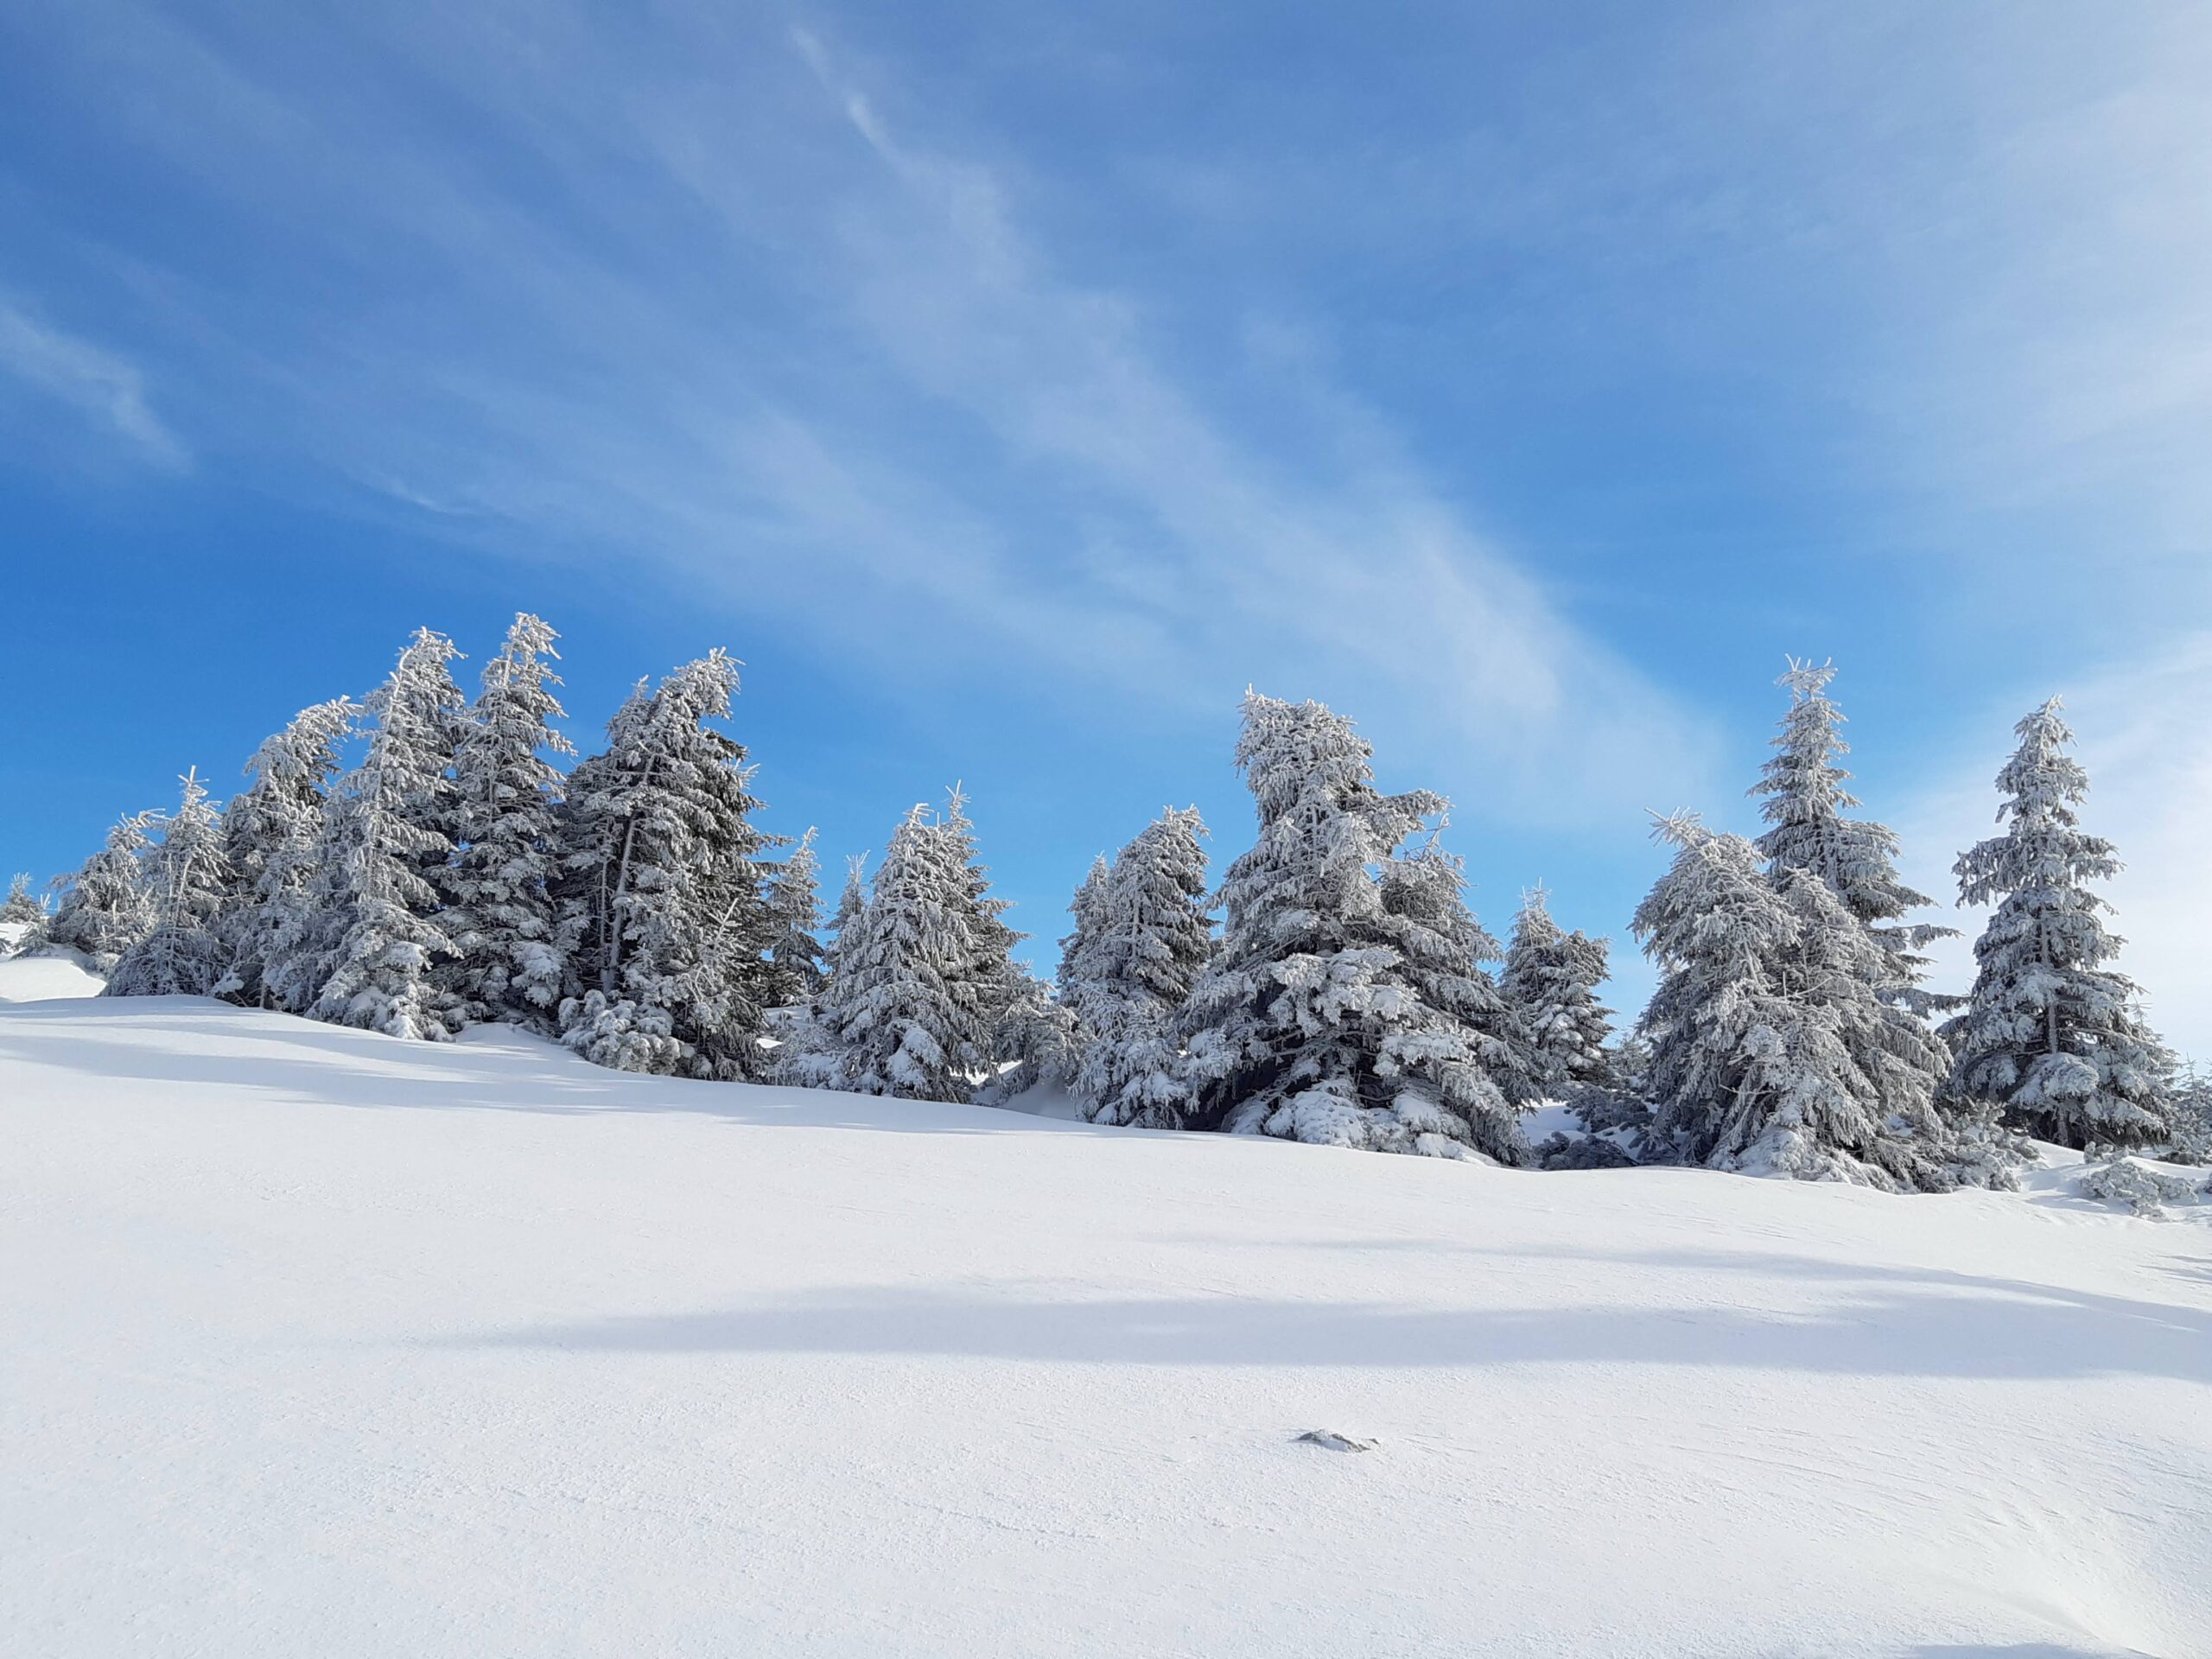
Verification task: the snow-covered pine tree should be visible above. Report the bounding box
[45,814,155,971]
[1381,837,1535,1122]
[806,803,992,1102]
[1946,699,2175,1150]
[1752,658,1955,1011]
[1058,854,1110,1012]
[2166,1065,2212,1165]
[214,696,357,1008]
[445,613,573,1029]
[1,872,47,931]
[281,632,467,1039]
[759,827,827,1009]
[1178,691,1525,1161]
[1634,813,1961,1192]
[555,650,772,1077]
[937,785,1024,1039]
[772,851,868,1088]
[827,853,868,968]
[106,768,234,997]
[1071,809,1212,1129]
[1497,885,1614,1105]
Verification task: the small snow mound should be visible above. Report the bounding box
[2079,1156,2208,1219]
[1294,1430,1377,1453]
[0,947,106,1004]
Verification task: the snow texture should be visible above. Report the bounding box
[2,971,2206,1658]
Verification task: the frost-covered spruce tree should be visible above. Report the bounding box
[556,650,772,1077]
[445,614,572,1029]
[1179,692,1525,1162]
[1752,658,1955,1011]
[1071,809,1213,1129]
[214,696,356,1008]
[1947,699,2174,1150]
[2166,1065,2212,1165]
[283,632,467,1039]
[773,851,868,1088]
[809,803,993,1101]
[1058,855,1110,1013]
[938,785,1024,1036]
[107,769,234,998]
[1634,814,1958,1191]
[1380,835,1532,1121]
[827,853,867,963]
[1,873,47,933]
[1497,886,1614,1105]
[759,827,827,1009]
[45,815,155,971]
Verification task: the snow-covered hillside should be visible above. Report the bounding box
[0,944,103,1003]
[3,969,2206,1656]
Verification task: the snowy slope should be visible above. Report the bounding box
[0,945,105,1003]
[2,976,2206,1657]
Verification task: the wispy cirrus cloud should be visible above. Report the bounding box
[0,297,187,470]
[0,3,1718,831]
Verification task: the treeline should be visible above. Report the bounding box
[6,621,2205,1189]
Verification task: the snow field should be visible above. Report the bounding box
[2,976,2207,1656]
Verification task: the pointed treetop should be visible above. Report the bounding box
[2013,696,2071,747]
[1649,809,1708,849]
[1777,656,1838,702]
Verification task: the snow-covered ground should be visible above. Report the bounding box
[2,962,2206,1657]
[0,944,103,1003]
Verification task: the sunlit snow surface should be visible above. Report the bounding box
[2,958,2205,1656]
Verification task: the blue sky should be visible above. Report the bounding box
[4,3,2209,1048]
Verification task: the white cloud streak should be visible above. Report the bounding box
[0,298,188,470]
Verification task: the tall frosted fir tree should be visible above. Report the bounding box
[556,650,772,1077]
[46,814,156,971]
[759,827,828,1008]
[281,632,468,1039]
[1179,692,1524,1162]
[827,854,868,969]
[107,769,235,998]
[446,614,573,1028]
[1635,815,1963,1192]
[1947,700,2174,1149]
[1071,808,1213,1129]
[937,785,1024,1034]
[1751,658,1954,1010]
[807,803,994,1102]
[1058,855,1111,1019]
[773,850,868,1087]
[1497,886,1613,1105]
[215,696,357,1008]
